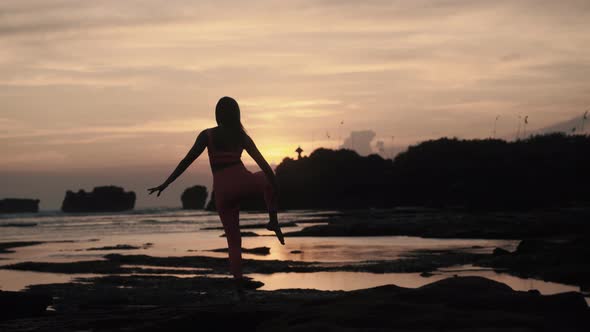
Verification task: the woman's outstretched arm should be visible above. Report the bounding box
[148,130,208,196]
[243,134,278,192]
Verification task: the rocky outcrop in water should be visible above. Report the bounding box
[0,199,39,214]
[61,186,135,213]
[483,237,590,289]
[181,185,208,209]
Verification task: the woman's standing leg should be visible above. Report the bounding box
[218,203,247,300]
[217,200,243,279]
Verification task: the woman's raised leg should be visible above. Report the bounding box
[252,171,284,245]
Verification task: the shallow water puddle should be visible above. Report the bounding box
[249,266,589,306]
[0,269,99,291]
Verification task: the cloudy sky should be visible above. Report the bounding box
[1,0,589,209]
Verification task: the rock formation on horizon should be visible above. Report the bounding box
[0,198,40,213]
[181,185,208,209]
[61,186,135,213]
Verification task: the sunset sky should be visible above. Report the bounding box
[1,0,589,209]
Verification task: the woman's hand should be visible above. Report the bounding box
[147,184,168,197]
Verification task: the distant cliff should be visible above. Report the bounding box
[181,185,208,209]
[391,133,590,209]
[61,186,135,213]
[274,133,590,210]
[0,198,40,213]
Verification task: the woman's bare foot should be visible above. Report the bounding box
[266,211,285,245]
[233,277,246,302]
[266,220,285,245]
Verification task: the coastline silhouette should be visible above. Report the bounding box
[148,96,284,298]
[273,133,590,210]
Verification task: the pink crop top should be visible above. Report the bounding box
[207,128,244,172]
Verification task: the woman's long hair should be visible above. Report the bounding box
[215,96,246,144]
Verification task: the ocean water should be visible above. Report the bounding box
[0,208,587,304]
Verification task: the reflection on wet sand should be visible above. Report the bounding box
[0,270,99,291]
[250,265,587,304]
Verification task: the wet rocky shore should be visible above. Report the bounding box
[285,208,590,239]
[1,274,587,331]
[1,208,589,330]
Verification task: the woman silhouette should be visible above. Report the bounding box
[148,96,284,296]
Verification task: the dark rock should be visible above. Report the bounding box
[0,251,486,276]
[61,186,135,212]
[0,290,52,320]
[290,250,303,254]
[493,247,511,256]
[479,237,590,289]
[220,231,259,237]
[258,276,590,331]
[87,244,142,251]
[3,276,589,331]
[208,246,270,256]
[516,239,554,254]
[528,289,541,295]
[0,222,37,227]
[0,198,39,214]
[420,271,434,277]
[285,208,590,239]
[181,185,208,209]
[18,275,263,313]
[0,241,44,254]
[201,221,297,230]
